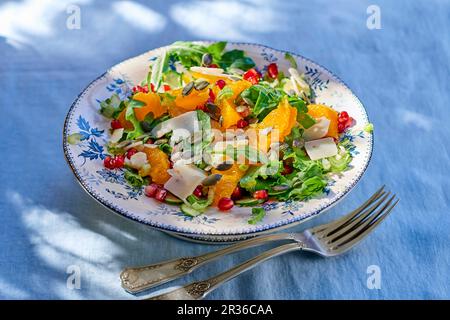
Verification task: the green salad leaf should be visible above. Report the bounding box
[219,49,255,71]
[125,100,145,140]
[150,49,169,92]
[124,170,145,188]
[239,160,282,191]
[217,86,234,101]
[207,41,227,61]
[286,176,327,200]
[248,207,266,225]
[99,94,126,119]
[284,52,298,69]
[240,83,284,121]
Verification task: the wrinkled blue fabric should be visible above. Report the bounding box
[0,0,449,299]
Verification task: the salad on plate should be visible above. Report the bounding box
[94,41,363,223]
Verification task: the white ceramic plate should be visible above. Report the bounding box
[63,42,373,243]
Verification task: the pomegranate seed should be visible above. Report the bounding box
[155,188,168,202]
[216,79,226,90]
[193,185,204,198]
[209,63,219,68]
[218,197,234,211]
[281,164,293,175]
[103,156,115,169]
[142,86,149,93]
[144,184,159,198]
[253,190,268,200]
[340,111,349,119]
[111,119,123,130]
[236,119,248,128]
[163,84,171,92]
[150,83,155,92]
[104,155,124,169]
[267,63,279,79]
[196,104,206,111]
[114,155,125,168]
[231,186,242,200]
[169,161,174,169]
[208,88,216,103]
[238,107,250,118]
[126,148,138,159]
[243,68,261,85]
[338,123,345,133]
[345,117,354,128]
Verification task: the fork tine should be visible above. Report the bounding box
[330,194,396,247]
[322,192,391,242]
[330,197,399,254]
[311,185,385,235]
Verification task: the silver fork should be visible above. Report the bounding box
[121,186,398,298]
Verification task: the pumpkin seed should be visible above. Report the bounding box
[202,174,222,186]
[194,79,210,91]
[182,81,195,96]
[292,138,304,149]
[235,105,248,113]
[154,138,168,145]
[272,184,290,191]
[215,162,233,171]
[201,53,213,66]
[205,102,221,120]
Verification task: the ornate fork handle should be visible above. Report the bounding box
[149,242,304,300]
[121,233,294,293]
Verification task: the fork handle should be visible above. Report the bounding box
[120,233,292,293]
[148,242,303,300]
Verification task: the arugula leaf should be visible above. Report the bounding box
[239,161,282,191]
[186,194,213,213]
[207,41,227,61]
[248,207,266,224]
[150,49,169,92]
[327,145,352,172]
[288,96,307,113]
[287,176,327,200]
[106,143,125,155]
[125,100,145,140]
[99,94,126,118]
[240,83,284,121]
[163,69,182,88]
[364,123,374,133]
[124,170,145,188]
[219,49,255,71]
[297,112,316,129]
[284,52,298,69]
[168,41,208,67]
[217,86,234,101]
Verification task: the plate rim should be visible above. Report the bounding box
[63,41,374,236]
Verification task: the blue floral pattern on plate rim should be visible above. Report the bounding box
[63,41,373,239]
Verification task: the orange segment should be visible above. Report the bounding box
[117,108,134,131]
[190,71,231,84]
[220,100,242,129]
[143,147,171,185]
[307,104,338,139]
[133,92,166,121]
[174,88,210,110]
[211,164,247,206]
[226,80,252,102]
[256,97,297,149]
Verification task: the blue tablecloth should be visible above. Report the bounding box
[1,0,449,299]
